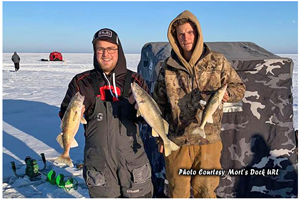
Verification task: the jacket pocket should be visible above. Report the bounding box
[125,153,152,186]
[122,150,153,197]
[124,161,152,197]
[84,146,109,188]
[130,163,151,184]
[85,169,107,187]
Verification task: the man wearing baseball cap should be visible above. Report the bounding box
[59,28,153,198]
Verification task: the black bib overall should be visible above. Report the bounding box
[83,71,153,198]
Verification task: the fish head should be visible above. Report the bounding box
[215,84,228,103]
[219,84,228,95]
[131,82,145,102]
[74,92,85,101]
[72,92,85,108]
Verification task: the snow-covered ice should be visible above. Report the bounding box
[2,53,140,198]
[2,53,297,198]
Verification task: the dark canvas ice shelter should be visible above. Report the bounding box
[137,42,297,197]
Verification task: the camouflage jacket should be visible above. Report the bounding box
[153,10,246,146]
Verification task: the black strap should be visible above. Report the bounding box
[90,70,100,96]
[122,69,132,98]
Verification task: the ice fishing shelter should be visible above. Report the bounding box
[49,51,63,61]
[137,42,297,197]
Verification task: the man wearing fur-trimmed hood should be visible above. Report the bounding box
[153,10,245,198]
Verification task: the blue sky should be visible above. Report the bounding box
[3,1,298,54]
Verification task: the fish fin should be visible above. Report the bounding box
[137,109,141,117]
[70,138,78,148]
[81,117,87,124]
[54,155,73,167]
[163,119,169,135]
[207,114,214,124]
[152,128,159,137]
[56,133,64,149]
[73,111,78,122]
[169,140,180,152]
[191,128,206,138]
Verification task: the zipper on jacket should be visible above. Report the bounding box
[186,68,193,92]
[191,75,194,90]
[192,66,198,91]
[118,106,122,135]
[187,75,191,92]
[105,102,111,164]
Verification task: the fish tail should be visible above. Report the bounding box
[163,143,172,157]
[169,140,180,152]
[192,128,206,138]
[54,155,73,167]
[163,141,179,157]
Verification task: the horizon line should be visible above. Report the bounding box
[3,51,298,55]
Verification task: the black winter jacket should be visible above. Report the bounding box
[59,37,149,119]
[11,52,20,63]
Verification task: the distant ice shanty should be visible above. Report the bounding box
[49,51,63,61]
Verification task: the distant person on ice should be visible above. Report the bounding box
[11,52,20,72]
[59,28,153,198]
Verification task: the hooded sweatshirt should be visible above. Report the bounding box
[59,29,153,198]
[59,29,149,119]
[153,10,246,146]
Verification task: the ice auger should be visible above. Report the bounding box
[10,153,47,180]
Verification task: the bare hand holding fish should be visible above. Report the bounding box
[192,84,228,138]
[222,89,229,103]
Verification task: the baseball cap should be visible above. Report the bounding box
[92,28,119,45]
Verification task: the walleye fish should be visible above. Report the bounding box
[131,82,179,157]
[54,92,87,167]
[192,84,228,138]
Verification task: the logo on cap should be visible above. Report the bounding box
[98,30,112,38]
